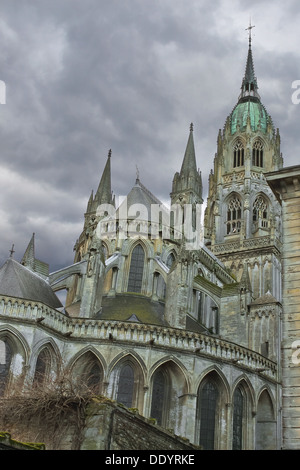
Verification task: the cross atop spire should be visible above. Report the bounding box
[238,21,260,102]
[245,19,255,47]
[9,244,15,258]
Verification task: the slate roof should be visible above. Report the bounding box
[0,258,62,309]
[95,293,167,326]
[116,177,167,222]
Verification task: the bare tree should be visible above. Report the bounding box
[0,362,102,450]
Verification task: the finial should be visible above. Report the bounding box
[9,244,15,258]
[190,122,194,132]
[108,149,112,158]
[245,19,255,46]
[136,165,140,181]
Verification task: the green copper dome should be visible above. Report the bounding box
[230,97,269,134]
[229,37,273,135]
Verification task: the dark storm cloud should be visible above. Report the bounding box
[0,0,299,270]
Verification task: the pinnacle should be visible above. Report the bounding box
[95,150,113,206]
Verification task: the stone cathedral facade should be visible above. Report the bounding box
[1,38,299,450]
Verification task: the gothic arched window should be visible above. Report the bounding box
[0,339,12,396]
[233,139,245,168]
[150,370,167,426]
[252,140,264,167]
[33,349,51,385]
[253,196,268,229]
[198,380,219,449]
[226,195,242,235]
[127,244,145,293]
[86,361,102,391]
[232,387,244,450]
[117,363,134,408]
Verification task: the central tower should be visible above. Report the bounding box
[204,32,283,301]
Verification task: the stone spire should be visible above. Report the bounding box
[239,22,260,102]
[171,123,203,204]
[180,123,198,176]
[94,149,114,207]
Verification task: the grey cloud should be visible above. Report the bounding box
[0,0,299,270]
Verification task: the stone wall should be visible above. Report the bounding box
[81,399,199,451]
[267,165,300,450]
[0,432,45,450]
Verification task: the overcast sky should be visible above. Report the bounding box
[0,0,300,272]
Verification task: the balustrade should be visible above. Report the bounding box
[0,295,277,379]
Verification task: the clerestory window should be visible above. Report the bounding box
[127,244,145,293]
[252,140,264,167]
[226,196,242,235]
[233,139,245,168]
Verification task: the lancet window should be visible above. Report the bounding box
[253,196,268,229]
[226,195,242,235]
[232,387,244,450]
[198,380,219,449]
[127,244,145,293]
[117,363,134,408]
[233,139,245,168]
[252,140,264,167]
[33,349,51,385]
[150,370,167,426]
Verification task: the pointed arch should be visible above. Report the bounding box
[0,325,29,363]
[225,192,243,235]
[256,387,276,450]
[149,358,189,432]
[252,138,264,167]
[149,356,190,393]
[108,351,146,411]
[108,349,147,379]
[257,385,276,414]
[122,237,154,259]
[0,338,12,396]
[231,377,255,450]
[33,348,52,385]
[232,138,245,168]
[31,337,62,382]
[127,243,145,293]
[196,368,229,450]
[70,348,105,394]
[0,325,29,395]
[69,345,107,369]
[252,193,270,231]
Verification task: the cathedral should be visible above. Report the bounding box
[0,33,300,450]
